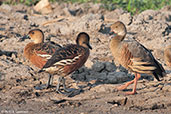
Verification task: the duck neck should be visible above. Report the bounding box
[80,43,89,50]
[34,38,44,44]
[24,42,35,59]
[110,35,125,50]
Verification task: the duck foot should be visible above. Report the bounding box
[56,77,82,97]
[117,80,135,91]
[56,88,82,97]
[34,84,54,90]
[124,91,137,95]
[34,84,48,90]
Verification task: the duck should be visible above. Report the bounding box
[19,29,62,88]
[109,21,166,95]
[39,32,92,94]
[164,45,171,67]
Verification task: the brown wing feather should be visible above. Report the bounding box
[119,43,156,73]
[119,44,133,69]
[30,54,47,68]
[24,42,62,68]
[41,44,89,76]
[118,41,165,81]
[34,42,61,57]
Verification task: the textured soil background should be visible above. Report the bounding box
[0,2,171,114]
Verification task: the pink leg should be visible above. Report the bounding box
[117,73,141,91]
[125,73,141,95]
[117,80,135,91]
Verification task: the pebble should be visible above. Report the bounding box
[105,62,116,72]
[162,84,171,92]
[119,13,132,25]
[92,61,105,72]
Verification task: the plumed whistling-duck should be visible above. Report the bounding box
[109,21,166,95]
[39,32,92,94]
[20,29,62,88]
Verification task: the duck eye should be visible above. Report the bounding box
[31,32,34,34]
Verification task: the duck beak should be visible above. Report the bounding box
[109,31,115,36]
[18,35,30,42]
[109,30,116,39]
[87,43,92,50]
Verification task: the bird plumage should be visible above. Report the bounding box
[22,29,62,68]
[20,29,62,89]
[164,45,171,67]
[109,21,165,95]
[39,32,92,94]
[40,44,90,76]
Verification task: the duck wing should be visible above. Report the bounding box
[34,42,62,60]
[40,44,89,75]
[118,40,165,81]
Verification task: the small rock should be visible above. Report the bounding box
[68,8,83,16]
[1,4,12,11]
[96,72,107,81]
[85,59,93,68]
[161,5,171,11]
[91,84,111,93]
[11,52,17,58]
[34,0,52,14]
[106,72,128,84]
[119,13,132,25]
[76,67,85,74]
[104,11,119,22]
[106,72,117,83]
[16,79,21,83]
[107,97,128,106]
[30,22,39,27]
[115,72,129,83]
[72,72,87,81]
[151,103,165,110]
[70,13,103,34]
[92,61,105,72]
[162,84,171,92]
[85,71,104,81]
[52,99,66,104]
[23,15,28,21]
[116,65,128,74]
[35,92,40,97]
[105,62,116,72]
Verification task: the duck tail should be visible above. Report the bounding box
[152,59,166,81]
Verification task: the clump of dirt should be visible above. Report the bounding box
[0,2,171,114]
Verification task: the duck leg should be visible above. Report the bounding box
[46,74,53,88]
[56,76,63,94]
[56,77,81,97]
[117,80,135,91]
[61,77,71,92]
[117,73,141,91]
[125,73,141,95]
[56,77,72,94]
[34,74,54,90]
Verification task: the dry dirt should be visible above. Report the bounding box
[0,2,171,114]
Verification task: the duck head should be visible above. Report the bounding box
[19,29,44,44]
[76,32,92,50]
[109,21,127,41]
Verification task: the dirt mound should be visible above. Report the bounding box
[0,3,171,113]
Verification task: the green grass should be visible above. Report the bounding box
[2,0,171,15]
[3,0,39,6]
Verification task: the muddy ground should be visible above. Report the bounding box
[0,2,171,114]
